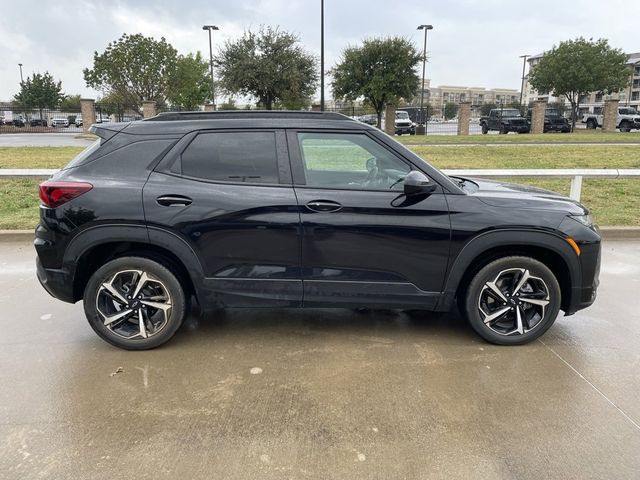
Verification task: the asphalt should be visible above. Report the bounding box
[1,240,639,479]
[0,133,93,147]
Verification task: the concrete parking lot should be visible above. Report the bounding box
[1,239,639,479]
[0,133,93,147]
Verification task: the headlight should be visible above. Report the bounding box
[570,214,593,227]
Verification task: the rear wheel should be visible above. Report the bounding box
[481,124,488,134]
[462,256,561,345]
[83,256,186,350]
[586,119,597,129]
[619,121,631,133]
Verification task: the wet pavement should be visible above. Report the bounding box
[1,240,639,479]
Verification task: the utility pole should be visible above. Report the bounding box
[416,25,433,135]
[320,0,325,111]
[519,54,529,107]
[202,25,219,109]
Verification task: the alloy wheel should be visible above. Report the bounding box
[96,269,172,339]
[477,268,550,336]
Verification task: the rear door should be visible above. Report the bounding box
[143,129,302,307]
[287,129,451,309]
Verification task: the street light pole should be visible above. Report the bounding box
[519,54,529,107]
[202,25,219,109]
[18,63,24,84]
[416,24,433,135]
[320,0,325,111]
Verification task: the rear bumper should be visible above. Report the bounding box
[36,256,75,303]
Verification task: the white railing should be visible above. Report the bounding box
[2,168,640,202]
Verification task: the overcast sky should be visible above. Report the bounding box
[1,0,639,102]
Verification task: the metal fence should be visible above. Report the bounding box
[94,103,142,124]
[4,168,638,203]
[0,106,82,133]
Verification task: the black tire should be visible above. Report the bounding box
[499,124,507,134]
[83,256,186,350]
[619,121,631,133]
[462,256,561,346]
[481,124,488,134]
[586,119,597,129]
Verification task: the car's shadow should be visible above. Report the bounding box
[168,304,480,347]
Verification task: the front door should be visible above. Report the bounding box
[287,130,451,309]
[144,129,302,307]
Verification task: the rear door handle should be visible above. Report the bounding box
[305,200,342,213]
[156,195,193,207]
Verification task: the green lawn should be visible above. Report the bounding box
[0,147,83,169]
[398,130,640,144]
[0,143,638,229]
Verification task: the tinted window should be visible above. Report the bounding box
[181,132,279,183]
[297,132,410,190]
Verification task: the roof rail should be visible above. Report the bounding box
[145,110,354,122]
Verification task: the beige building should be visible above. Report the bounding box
[523,51,640,115]
[415,79,520,108]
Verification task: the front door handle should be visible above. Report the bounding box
[156,195,193,207]
[305,200,342,213]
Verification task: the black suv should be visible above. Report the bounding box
[35,111,601,350]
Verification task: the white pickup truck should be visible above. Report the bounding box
[582,107,640,132]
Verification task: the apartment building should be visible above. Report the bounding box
[415,79,520,108]
[523,51,640,115]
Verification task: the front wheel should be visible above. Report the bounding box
[481,124,488,134]
[462,256,561,345]
[619,121,631,133]
[83,256,187,350]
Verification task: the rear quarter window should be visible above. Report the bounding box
[180,131,279,184]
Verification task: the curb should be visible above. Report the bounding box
[1,227,640,243]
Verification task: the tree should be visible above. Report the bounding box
[332,37,421,127]
[84,33,179,108]
[528,37,629,130]
[166,52,210,110]
[219,98,239,110]
[13,72,64,120]
[215,26,317,110]
[480,103,498,116]
[60,94,82,111]
[444,102,458,120]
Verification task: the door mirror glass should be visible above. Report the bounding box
[403,171,436,196]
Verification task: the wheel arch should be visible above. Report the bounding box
[65,225,204,303]
[444,230,579,312]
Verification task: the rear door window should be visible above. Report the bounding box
[181,131,279,184]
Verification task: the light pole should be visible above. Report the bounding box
[18,63,24,84]
[320,0,325,111]
[416,24,433,135]
[202,25,219,109]
[519,54,529,107]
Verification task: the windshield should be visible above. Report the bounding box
[498,109,521,117]
[619,107,638,115]
[545,110,562,117]
[395,112,410,119]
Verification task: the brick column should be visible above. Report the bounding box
[602,99,619,132]
[80,98,96,133]
[384,104,396,135]
[142,101,157,119]
[530,99,547,134]
[204,103,216,112]
[457,102,471,135]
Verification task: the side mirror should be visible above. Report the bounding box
[403,171,437,196]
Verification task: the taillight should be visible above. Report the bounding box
[38,181,93,208]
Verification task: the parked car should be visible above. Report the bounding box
[30,118,48,127]
[394,110,416,135]
[479,108,530,134]
[582,107,640,132]
[12,117,25,127]
[36,111,601,350]
[526,108,570,133]
[358,114,377,126]
[51,117,69,128]
[75,116,83,127]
